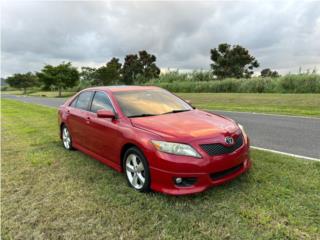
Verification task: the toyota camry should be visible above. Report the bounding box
[58,86,251,195]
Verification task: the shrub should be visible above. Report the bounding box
[157,71,189,83]
[1,86,8,91]
[192,71,214,81]
[279,74,320,93]
[146,73,320,93]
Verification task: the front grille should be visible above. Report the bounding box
[200,134,243,156]
[210,163,243,181]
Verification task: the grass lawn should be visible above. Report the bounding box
[1,90,75,98]
[176,93,320,117]
[1,99,320,239]
[3,90,319,117]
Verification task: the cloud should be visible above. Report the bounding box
[1,0,320,77]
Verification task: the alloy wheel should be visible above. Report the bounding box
[125,153,145,189]
[62,127,71,149]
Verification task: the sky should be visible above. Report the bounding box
[1,0,320,77]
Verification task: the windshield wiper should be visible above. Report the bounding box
[128,113,157,118]
[162,109,191,115]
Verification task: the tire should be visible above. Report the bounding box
[123,147,151,192]
[61,125,74,150]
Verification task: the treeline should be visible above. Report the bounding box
[3,43,320,94]
[5,50,160,96]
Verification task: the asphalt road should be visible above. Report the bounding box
[2,94,320,159]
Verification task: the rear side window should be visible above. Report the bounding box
[75,91,93,110]
[90,92,114,113]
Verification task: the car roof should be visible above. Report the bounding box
[84,85,161,93]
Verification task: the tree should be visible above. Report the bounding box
[80,67,97,87]
[210,43,259,79]
[94,58,122,85]
[121,54,142,85]
[6,72,38,94]
[122,50,160,84]
[261,68,280,78]
[37,62,79,97]
[138,50,160,82]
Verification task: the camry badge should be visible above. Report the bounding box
[225,136,234,145]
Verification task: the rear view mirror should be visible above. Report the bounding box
[97,109,115,118]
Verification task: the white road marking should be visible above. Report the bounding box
[251,146,320,162]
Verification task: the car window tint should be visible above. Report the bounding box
[91,92,114,113]
[75,91,93,110]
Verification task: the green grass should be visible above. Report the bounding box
[1,90,75,98]
[1,99,320,239]
[3,89,319,117]
[177,93,320,117]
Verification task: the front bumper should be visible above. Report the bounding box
[148,136,251,195]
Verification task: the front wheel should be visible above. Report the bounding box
[124,147,150,192]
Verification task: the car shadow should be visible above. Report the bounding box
[60,142,254,206]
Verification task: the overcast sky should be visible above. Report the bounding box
[1,0,320,77]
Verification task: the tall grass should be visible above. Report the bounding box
[147,73,320,93]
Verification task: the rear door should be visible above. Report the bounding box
[67,91,94,148]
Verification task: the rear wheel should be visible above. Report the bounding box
[62,125,73,150]
[124,147,150,192]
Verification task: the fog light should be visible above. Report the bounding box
[175,177,183,184]
[173,177,197,187]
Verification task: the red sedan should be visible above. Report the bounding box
[58,86,251,195]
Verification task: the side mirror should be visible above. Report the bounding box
[97,109,115,118]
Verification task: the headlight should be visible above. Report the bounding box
[238,123,246,135]
[151,140,201,158]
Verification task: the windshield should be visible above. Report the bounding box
[114,89,192,117]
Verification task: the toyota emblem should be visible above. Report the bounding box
[225,136,234,145]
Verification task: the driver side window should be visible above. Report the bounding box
[90,91,114,113]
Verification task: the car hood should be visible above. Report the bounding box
[130,109,239,141]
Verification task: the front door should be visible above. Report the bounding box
[85,91,121,163]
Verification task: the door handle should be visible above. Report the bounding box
[86,117,91,124]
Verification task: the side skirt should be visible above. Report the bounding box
[73,143,122,172]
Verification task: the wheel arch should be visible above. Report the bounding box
[120,142,149,172]
[120,143,138,171]
[59,122,65,139]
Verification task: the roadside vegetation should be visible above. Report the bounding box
[2,99,320,239]
[150,73,320,93]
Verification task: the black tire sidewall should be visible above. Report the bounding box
[123,147,151,192]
